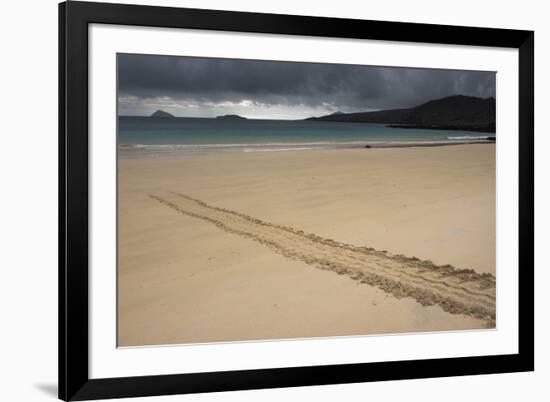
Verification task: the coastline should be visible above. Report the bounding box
[118,138,496,158]
[118,144,496,346]
[385,123,495,133]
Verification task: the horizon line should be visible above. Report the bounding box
[117,94,495,120]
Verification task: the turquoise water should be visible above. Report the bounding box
[118,117,494,156]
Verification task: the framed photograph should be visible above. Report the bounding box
[59,1,534,400]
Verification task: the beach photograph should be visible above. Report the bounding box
[117,54,496,347]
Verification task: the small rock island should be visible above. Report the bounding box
[150,110,175,118]
[215,114,247,121]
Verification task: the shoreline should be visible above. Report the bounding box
[118,140,496,158]
[385,124,495,133]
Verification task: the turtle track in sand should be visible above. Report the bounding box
[150,192,496,325]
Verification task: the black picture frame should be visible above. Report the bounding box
[59,1,534,400]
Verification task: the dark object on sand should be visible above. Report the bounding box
[364,145,372,148]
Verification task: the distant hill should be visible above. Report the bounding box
[306,95,496,133]
[150,110,175,118]
[215,114,247,120]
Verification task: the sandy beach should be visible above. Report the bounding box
[117,144,496,347]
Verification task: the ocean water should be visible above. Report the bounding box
[118,117,494,157]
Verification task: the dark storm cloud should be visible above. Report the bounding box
[117,53,495,118]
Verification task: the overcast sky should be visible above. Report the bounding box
[118,53,496,120]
